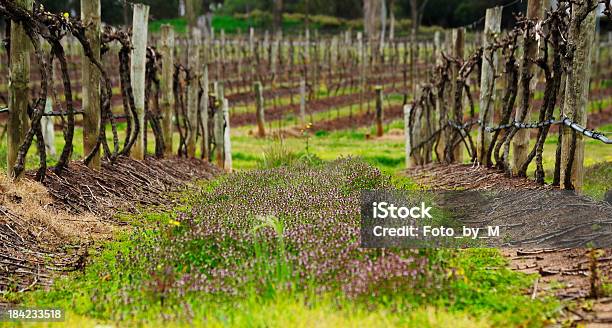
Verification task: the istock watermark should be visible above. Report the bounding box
[360,190,612,249]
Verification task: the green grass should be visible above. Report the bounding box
[16,247,557,327]
[231,128,406,175]
[8,160,560,327]
[149,18,188,34]
[583,161,612,200]
[147,13,338,35]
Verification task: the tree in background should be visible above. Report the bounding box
[398,0,526,28]
[364,0,381,39]
[408,0,428,94]
[37,0,583,32]
[185,0,201,27]
[408,0,428,34]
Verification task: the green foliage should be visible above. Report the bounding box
[444,249,560,326]
[258,139,322,169]
[583,161,612,201]
[39,0,533,31]
[250,215,294,296]
[149,18,187,34]
[19,160,561,326]
[232,10,349,32]
[259,142,301,168]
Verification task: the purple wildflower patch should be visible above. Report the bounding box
[146,158,448,299]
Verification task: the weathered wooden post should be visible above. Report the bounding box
[41,90,56,157]
[450,28,465,162]
[375,86,384,137]
[130,3,149,160]
[432,30,442,135]
[379,0,387,58]
[413,89,424,165]
[254,81,266,137]
[220,29,226,81]
[357,31,365,112]
[200,65,210,160]
[82,0,101,168]
[263,30,270,71]
[477,7,502,166]
[312,30,320,99]
[186,27,201,158]
[222,98,232,173]
[330,36,338,72]
[299,79,307,127]
[512,0,544,173]
[249,27,255,54]
[6,0,32,179]
[160,24,175,156]
[304,29,310,63]
[560,1,597,191]
[271,32,278,80]
[214,83,225,168]
[404,104,413,168]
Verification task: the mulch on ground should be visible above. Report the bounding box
[35,156,219,219]
[407,163,612,326]
[1,156,219,294]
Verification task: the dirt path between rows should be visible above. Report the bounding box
[407,163,612,326]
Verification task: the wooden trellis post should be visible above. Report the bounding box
[214,83,225,168]
[404,104,415,168]
[357,31,365,112]
[41,78,56,157]
[130,3,149,160]
[560,1,597,192]
[375,86,384,137]
[450,28,465,163]
[413,89,424,165]
[436,31,450,161]
[219,29,226,81]
[313,31,320,99]
[160,24,175,156]
[222,98,232,173]
[263,30,270,69]
[300,79,307,127]
[477,6,502,166]
[249,27,255,55]
[330,36,338,72]
[187,27,201,158]
[7,0,32,179]
[200,65,210,161]
[254,81,266,137]
[271,32,278,80]
[432,31,441,139]
[304,29,310,63]
[82,0,101,168]
[512,0,544,174]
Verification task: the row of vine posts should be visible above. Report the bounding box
[0,0,451,183]
[404,0,612,192]
[1,0,437,183]
[0,0,233,183]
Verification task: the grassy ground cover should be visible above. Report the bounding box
[10,158,560,327]
[2,102,608,326]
